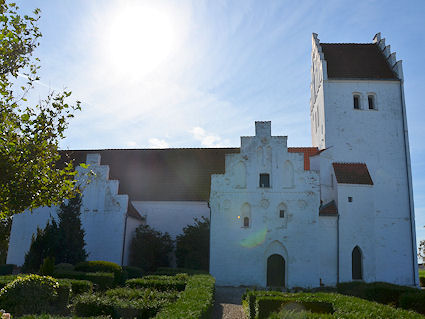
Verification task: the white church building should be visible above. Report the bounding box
[7,33,418,288]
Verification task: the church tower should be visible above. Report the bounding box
[310,33,418,286]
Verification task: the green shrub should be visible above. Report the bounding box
[0,275,17,289]
[243,291,423,319]
[75,261,126,285]
[73,290,174,318]
[126,276,187,291]
[255,296,334,319]
[105,287,179,302]
[40,257,56,276]
[419,277,425,287]
[19,316,111,319]
[122,266,143,279]
[154,267,208,276]
[0,274,70,316]
[399,291,425,314]
[58,279,93,296]
[0,264,15,275]
[53,270,114,290]
[154,274,215,319]
[55,263,75,272]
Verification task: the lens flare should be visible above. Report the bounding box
[240,227,267,248]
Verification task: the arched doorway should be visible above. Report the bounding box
[352,246,362,280]
[267,254,285,287]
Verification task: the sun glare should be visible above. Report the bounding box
[105,4,177,78]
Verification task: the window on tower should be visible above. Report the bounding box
[259,173,270,188]
[353,95,360,109]
[368,94,376,110]
[243,217,250,227]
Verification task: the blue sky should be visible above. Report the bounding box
[15,1,425,248]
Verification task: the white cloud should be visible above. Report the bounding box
[148,138,169,148]
[125,141,139,148]
[189,126,229,147]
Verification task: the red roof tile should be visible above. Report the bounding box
[288,147,320,170]
[332,163,373,185]
[319,200,338,216]
[321,43,398,80]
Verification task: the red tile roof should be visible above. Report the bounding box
[321,43,398,80]
[288,147,320,170]
[319,200,338,216]
[332,163,373,185]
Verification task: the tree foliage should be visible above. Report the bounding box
[130,224,173,273]
[0,217,12,264]
[0,1,81,218]
[418,240,425,264]
[175,217,210,271]
[22,194,87,272]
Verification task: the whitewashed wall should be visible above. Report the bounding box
[7,154,138,266]
[210,122,321,288]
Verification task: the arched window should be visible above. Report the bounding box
[368,94,376,110]
[353,94,361,110]
[241,203,251,228]
[352,246,363,280]
[243,217,249,227]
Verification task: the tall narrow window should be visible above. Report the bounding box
[279,210,285,218]
[353,95,360,109]
[352,246,363,280]
[259,173,270,188]
[243,217,249,227]
[368,95,375,110]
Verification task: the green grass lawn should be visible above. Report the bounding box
[419,269,425,278]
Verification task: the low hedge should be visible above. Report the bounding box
[243,291,423,319]
[126,276,187,292]
[0,275,17,289]
[154,267,208,276]
[337,281,417,306]
[73,289,175,318]
[0,264,15,275]
[53,270,114,290]
[75,261,126,285]
[58,279,93,296]
[0,274,71,316]
[20,315,112,319]
[419,277,425,287]
[123,266,143,279]
[154,274,215,319]
[399,291,425,314]
[105,287,179,302]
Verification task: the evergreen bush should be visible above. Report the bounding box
[0,274,70,316]
[0,264,15,276]
[53,270,115,290]
[75,261,125,285]
[126,276,187,291]
[122,266,143,279]
[40,257,56,276]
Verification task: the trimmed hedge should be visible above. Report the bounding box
[58,279,93,296]
[399,291,425,314]
[75,261,126,284]
[0,264,15,275]
[73,289,176,318]
[154,274,215,319]
[0,275,17,289]
[19,315,111,319]
[54,270,114,290]
[419,277,425,287]
[0,274,71,316]
[154,267,208,276]
[337,281,417,306]
[123,266,143,279]
[243,291,423,319]
[126,275,187,292]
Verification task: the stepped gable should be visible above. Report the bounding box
[332,163,373,185]
[320,43,398,80]
[319,200,338,216]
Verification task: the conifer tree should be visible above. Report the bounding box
[56,194,87,264]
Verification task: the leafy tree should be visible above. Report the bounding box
[175,217,210,271]
[0,1,81,218]
[418,240,425,264]
[0,217,12,264]
[129,224,174,272]
[56,194,87,264]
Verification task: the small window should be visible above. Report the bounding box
[279,210,285,218]
[353,95,360,109]
[348,197,353,202]
[243,217,249,227]
[259,173,270,188]
[368,95,375,110]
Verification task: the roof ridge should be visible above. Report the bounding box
[321,43,375,45]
